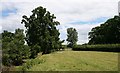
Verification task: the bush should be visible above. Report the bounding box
[30,45,41,58]
[21,58,45,71]
[72,44,120,52]
[2,29,31,66]
[2,54,11,66]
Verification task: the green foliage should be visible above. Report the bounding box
[89,16,120,44]
[21,58,45,71]
[22,45,31,59]
[2,31,14,66]
[2,29,30,66]
[72,44,120,52]
[21,6,63,57]
[66,28,78,48]
[30,45,41,58]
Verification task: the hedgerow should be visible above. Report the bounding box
[72,44,120,52]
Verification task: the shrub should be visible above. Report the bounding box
[2,29,31,66]
[30,45,41,58]
[21,58,45,71]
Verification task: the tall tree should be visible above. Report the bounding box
[21,6,63,57]
[88,16,120,44]
[66,28,78,48]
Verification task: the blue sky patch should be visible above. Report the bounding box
[1,8,17,17]
[69,17,109,24]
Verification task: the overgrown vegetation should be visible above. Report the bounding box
[72,44,120,52]
[2,29,30,66]
[21,58,45,71]
[2,6,64,67]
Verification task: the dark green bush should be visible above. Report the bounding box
[72,44,120,52]
[2,54,11,66]
[2,29,31,66]
[30,45,41,58]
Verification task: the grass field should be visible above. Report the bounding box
[16,50,118,71]
[15,49,118,71]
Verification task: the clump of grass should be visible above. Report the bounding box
[21,58,45,71]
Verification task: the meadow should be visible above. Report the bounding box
[14,49,118,71]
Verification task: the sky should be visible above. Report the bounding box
[0,0,119,44]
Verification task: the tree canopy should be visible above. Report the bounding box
[88,16,120,44]
[66,28,78,48]
[21,6,63,58]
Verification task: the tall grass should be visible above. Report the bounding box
[21,58,45,71]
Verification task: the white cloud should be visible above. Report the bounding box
[0,0,119,44]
